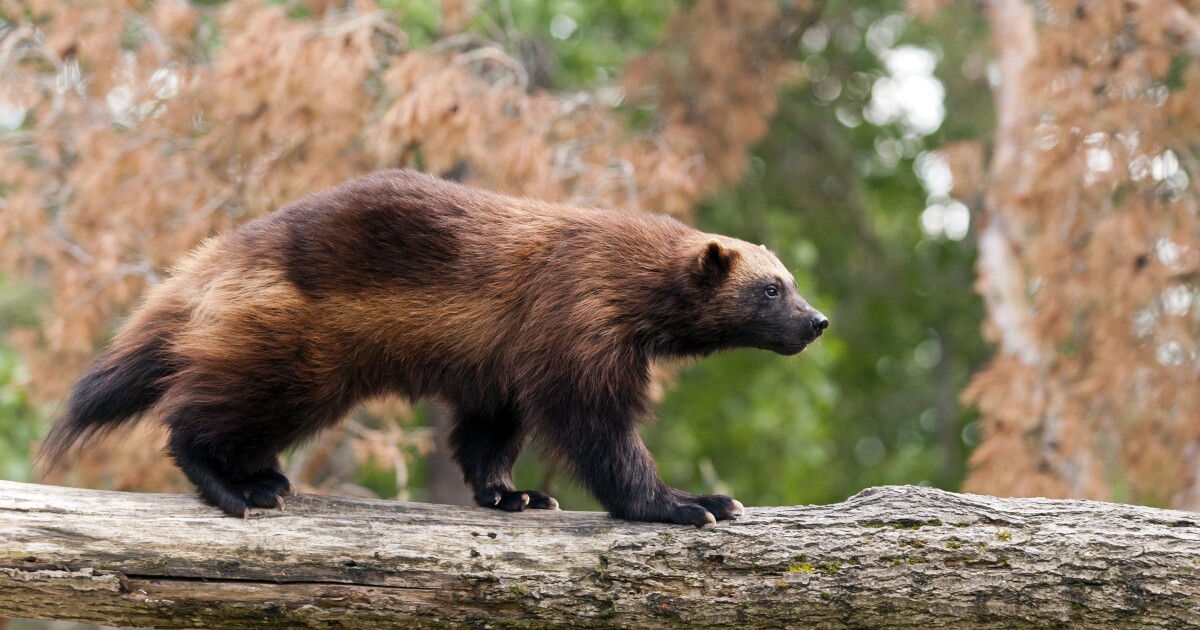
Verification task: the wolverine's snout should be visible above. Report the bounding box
[808,310,829,338]
[775,308,827,355]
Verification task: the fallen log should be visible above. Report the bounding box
[2,480,1199,628]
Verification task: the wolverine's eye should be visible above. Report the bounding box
[764,285,780,298]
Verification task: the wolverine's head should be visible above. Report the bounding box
[686,237,828,356]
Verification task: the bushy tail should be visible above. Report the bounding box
[39,335,175,472]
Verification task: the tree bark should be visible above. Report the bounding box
[2,481,1199,628]
[425,404,475,507]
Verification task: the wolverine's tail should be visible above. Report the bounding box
[39,325,177,472]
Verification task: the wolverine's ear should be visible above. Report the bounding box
[693,239,737,284]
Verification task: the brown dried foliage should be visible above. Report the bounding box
[963,0,1200,508]
[0,0,819,493]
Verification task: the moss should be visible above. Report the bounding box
[509,585,532,597]
[945,541,962,549]
[995,530,1012,542]
[789,563,816,574]
[589,557,611,585]
[865,519,944,530]
[820,563,839,574]
[139,556,169,569]
[819,592,831,601]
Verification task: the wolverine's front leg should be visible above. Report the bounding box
[539,402,743,526]
[448,401,558,511]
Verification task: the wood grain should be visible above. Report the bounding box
[3,481,1199,628]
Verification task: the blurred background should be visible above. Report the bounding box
[1,0,1199,536]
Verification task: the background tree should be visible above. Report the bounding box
[952,0,1200,510]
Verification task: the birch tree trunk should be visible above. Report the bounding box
[2,480,1199,628]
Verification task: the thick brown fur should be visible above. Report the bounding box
[41,170,827,525]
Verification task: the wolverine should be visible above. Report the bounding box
[41,169,828,526]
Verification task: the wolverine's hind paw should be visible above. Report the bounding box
[248,467,294,496]
[232,469,294,511]
[237,479,287,509]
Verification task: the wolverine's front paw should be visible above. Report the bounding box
[475,488,560,512]
[684,493,745,521]
[635,492,745,527]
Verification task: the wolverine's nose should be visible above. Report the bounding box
[810,313,829,335]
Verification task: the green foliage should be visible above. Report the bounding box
[0,277,42,330]
[0,276,42,482]
[647,2,992,506]
[383,0,675,89]
[1166,53,1190,92]
[477,0,673,89]
[385,0,442,47]
[650,345,840,506]
[0,346,36,482]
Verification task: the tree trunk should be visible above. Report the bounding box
[2,480,1198,628]
[425,405,474,507]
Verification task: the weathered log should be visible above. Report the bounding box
[2,480,1199,628]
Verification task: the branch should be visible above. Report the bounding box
[2,481,1199,628]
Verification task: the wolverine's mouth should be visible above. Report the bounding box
[775,339,811,356]
[776,330,826,355]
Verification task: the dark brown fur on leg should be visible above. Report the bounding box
[449,400,559,512]
[527,387,735,527]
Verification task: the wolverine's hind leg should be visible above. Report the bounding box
[167,430,254,517]
[449,400,558,512]
[165,409,293,517]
